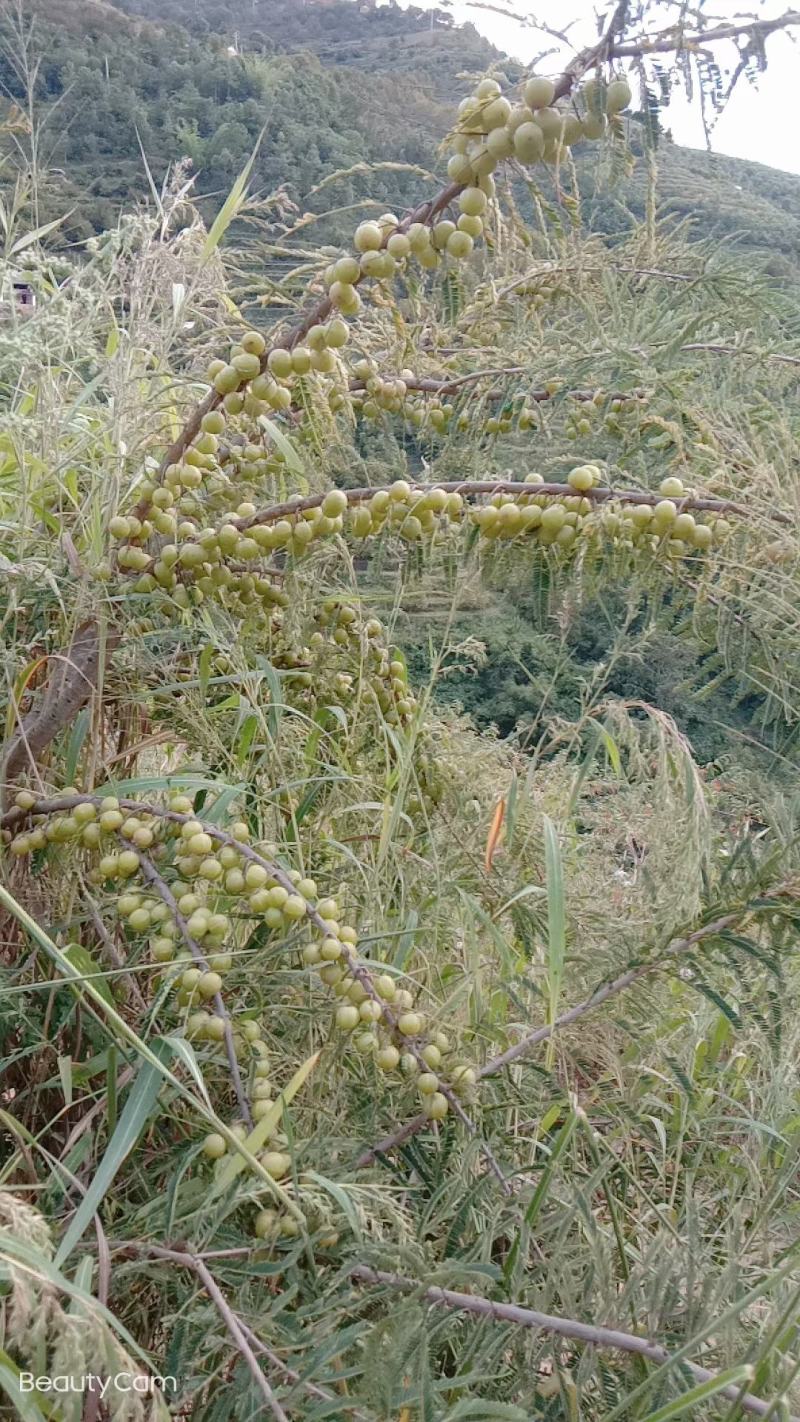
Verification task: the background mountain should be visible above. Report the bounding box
[2,0,799,279]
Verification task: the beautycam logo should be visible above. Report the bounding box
[19,1373,177,1398]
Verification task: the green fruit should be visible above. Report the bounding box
[325,318,349,348]
[540,503,566,532]
[567,464,596,492]
[582,113,606,140]
[198,972,223,999]
[606,77,632,115]
[262,1148,291,1183]
[398,1011,422,1036]
[354,221,383,253]
[214,365,241,395]
[291,347,312,375]
[486,126,513,159]
[513,122,544,163]
[673,512,696,539]
[232,352,261,380]
[524,76,555,109]
[334,255,361,284]
[458,213,483,238]
[432,220,456,250]
[475,77,502,100]
[253,1209,279,1240]
[659,476,685,497]
[448,152,474,184]
[202,1133,227,1159]
[459,186,488,217]
[336,1003,360,1031]
[536,107,565,141]
[322,489,348,517]
[560,113,583,145]
[424,1092,449,1120]
[451,1065,477,1092]
[447,230,474,260]
[654,499,677,525]
[267,349,293,380]
[482,96,511,130]
[418,1072,439,1095]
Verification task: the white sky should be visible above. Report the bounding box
[392,0,800,175]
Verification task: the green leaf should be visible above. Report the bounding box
[63,942,116,1010]
[302,1170,363,1241]
[208,1051,320,1199]
[200,138,261,263]
[64,708,89,787]
[9,212,68,256]
[0,1352,53,1421]
[542,814,566,1057]
[638,1366,755,1422]
[55,1039,176,1265]
[259,416,304,474]
[198,643,214,700]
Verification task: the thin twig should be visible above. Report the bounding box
[350,1266,797,1422]
[115,1242,290,1421]
[81,885,148,1012]
[355,908,746,1167]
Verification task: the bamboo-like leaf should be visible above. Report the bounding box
[200,137,262,264]
[208,1051,321,1198]
[0,1353,52,1421]
[542,814,566,1058]
[259,415,304,474]
[55,1039,175,1264]
[9,212,67,256]
[638,1366,754,1422]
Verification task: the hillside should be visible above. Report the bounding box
[2,0,799,275]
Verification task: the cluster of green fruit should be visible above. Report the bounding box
[470,469,727,556]
[210,326,349,412]
[111,471,729,626]
[5,791,478,1142]
[446,70,632,182]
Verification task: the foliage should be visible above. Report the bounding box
[2,5,800,1420]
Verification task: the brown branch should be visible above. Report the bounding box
[138,855,253,1129]
[1,620,117,809]
[607,10,800,59]
[232,480,760,534]
[349,370,645,402]
[355,909,745,1167]
[681,343,800,368]
[349,1266,796,1422]
[115,1242,290,1420]
[81,883,148,1013]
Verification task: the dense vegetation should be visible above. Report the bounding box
[2,2,800,1419]
[2,0,800,275]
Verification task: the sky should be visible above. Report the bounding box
[392,0,800,175]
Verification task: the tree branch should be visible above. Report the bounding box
[115,1242,290,1420]
[1,619,117,809]
[349,1265,797,1422]
[355,908,747,1167]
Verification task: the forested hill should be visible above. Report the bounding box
[2,0,800,277]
